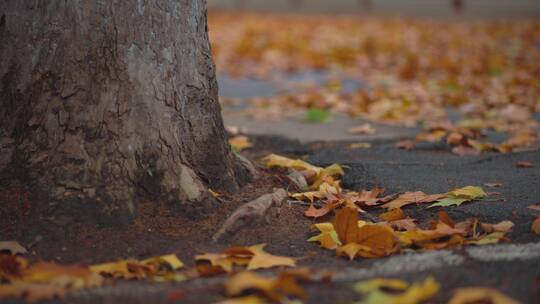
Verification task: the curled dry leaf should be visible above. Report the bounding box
[532,217,540,235]
[448,287,520,304]
[516,161,533,168]
[379,208,405,222]
[263,154,344,187]
[224,271,306,302]
[196,244,295,273]
[395,140,415,150]
[354,276,440,304]
[0,241,27,255]
[348,123,376,135]
[481,221,514,233]
[527,204,540,211]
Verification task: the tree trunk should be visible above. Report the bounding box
[0,1,250,225]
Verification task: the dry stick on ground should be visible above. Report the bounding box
[212,188,287,242]
[212,169,309,242]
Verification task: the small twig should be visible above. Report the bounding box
[213,188,287,242]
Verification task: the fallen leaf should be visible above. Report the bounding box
[0,242,27,255]
[395,140,415,150]
[467,232,507,245]
[224,271,305,301]
[429,186,487,208]
[347,188,394,206]
[308,222,346,250]
[247,244,296,270]
[217,295,267,304]
[306,107,331,123]
[452,145,480,156]
[379,208,405,222]
[516,161,533,168]
[382,192,443,210]
[332,207,362,244]
[24,262,102,288]
[448,287,520,304]
[528,204,540,211]
[348,142,372,149]
[353,278,409,294]
[229,135,253,152]
[532,217,540,235]
[354,276,440,304]
[448,186,487,199]
[481,220,514,233]
[0,282,66,303]
[484,183,502,188]
[333,208,396,259]
[348,123,376,135]
[90,254,184,281]
[264,154,343,187]
[304,201,338,219]
[388,219,417,231]
[428,197,469,208]
[264,154,322,179]
[196,244,295,272]
[0,254,29,280]
[398,222,466,247]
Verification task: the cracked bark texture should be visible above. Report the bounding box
[0,1,249,224]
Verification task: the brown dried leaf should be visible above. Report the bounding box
[381,192,443,210]
[532,217,540,235]
[516,161,533,168]
[379,208,405,222]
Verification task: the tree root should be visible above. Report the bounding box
[212,188,287,242]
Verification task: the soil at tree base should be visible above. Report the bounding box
[1,135,539,303]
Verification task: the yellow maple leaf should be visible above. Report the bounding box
[247,244,296,270]
[229,135,253,152]
[355,276,440,304]
[448,287,520,304]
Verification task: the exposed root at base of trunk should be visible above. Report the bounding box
[212,188,287,242]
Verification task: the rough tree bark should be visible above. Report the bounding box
[0,1,250,225]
